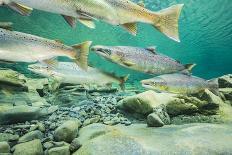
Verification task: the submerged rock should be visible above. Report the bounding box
[18,130,43,143]
[118,90,176,115]
[0,141,10,153]
[218,74,232,88]
[0,133,19,142]
[147,113,164,127]
[0,69,28,91]
[54,120,80,143]
[74,123,232,155]
[69,138,82,152]
[48,146,70,155]
[13,139,43,155]
[0,106,41,125]
[219,88,232,101]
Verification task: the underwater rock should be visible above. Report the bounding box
[219,88,232,101]
[54,120,80,143]
[18,130,43,143]
[0,106,41,125]
[201,89,224,105]
[74,123,232,155]
[0,69,28,91]
[218,74,232,88]
[152,104,170,125]
[47,146,70,155]
[82,116,101,127]
[0,133,19,142]
[118,90,176,115]
[13,139,43,155]
[147,113,164,127]
[69,138,82,152]
[166,98,198,116]
[0,141,10,153]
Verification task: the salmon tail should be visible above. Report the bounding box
[71,41,92,71]
[119,74,130,91]
[153,4,184,42]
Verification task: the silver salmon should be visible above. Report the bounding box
[0,28,92,70]
[92,45,195,75]
[141,73,219,94]
[1,0,184,41]
[28,62,129,89]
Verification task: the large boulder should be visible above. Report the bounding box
[118,91,176,115]
[54,120,80,143]
[13,139,43,155]
[0,105,41,125]
[73,123,232,155]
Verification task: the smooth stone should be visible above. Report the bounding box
[18,130,43,143]
[0,133,19,142]
[0,106,41,125]
[147,113,164,127]
[54,120,80,143]
[48,146,70,155]
[0,141,10,153]
[13,139,43,155]
[69,138,82,152]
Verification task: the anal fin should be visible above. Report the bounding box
[121,23,137,36]
[7,2,33,16]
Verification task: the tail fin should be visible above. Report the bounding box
[71,41,92,71]
[153,4,184,42]
[119,74,130,90]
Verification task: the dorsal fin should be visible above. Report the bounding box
[146,46,157,54]
[137,1,145,7]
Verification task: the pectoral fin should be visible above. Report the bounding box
[122,60,136,67]
[121,23,137,36]
[42,58,59,69]
[7,2,33,16]
[62,15,77,28]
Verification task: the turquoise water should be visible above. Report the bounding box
[0,0,231,81]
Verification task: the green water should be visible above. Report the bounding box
[0,0,232,81]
